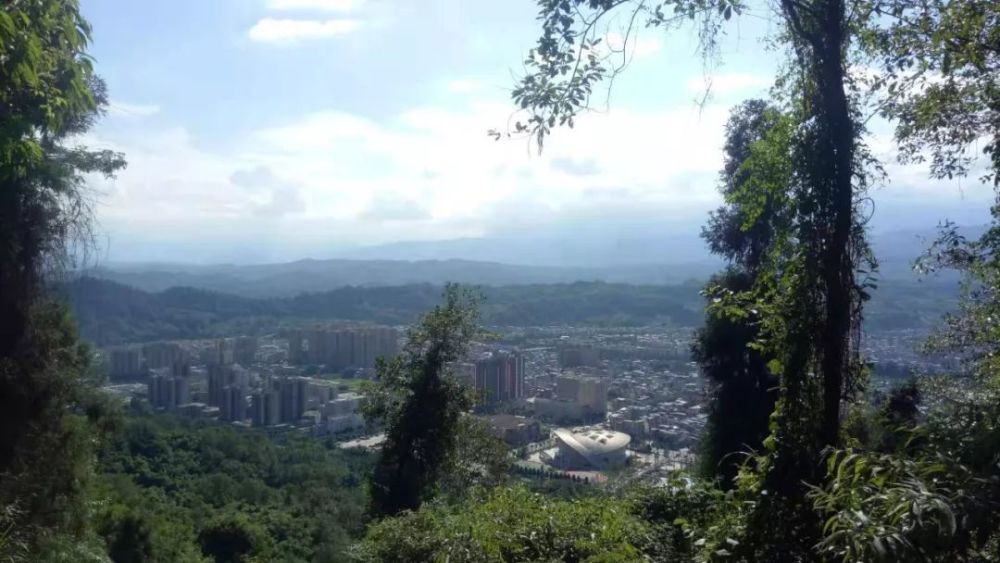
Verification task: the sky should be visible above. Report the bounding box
[79,0,994,264]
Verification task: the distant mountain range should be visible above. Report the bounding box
[79,226,980,298]
[81,258,726,298]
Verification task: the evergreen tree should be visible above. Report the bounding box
[363,284,487,517]
[694,100,782,487]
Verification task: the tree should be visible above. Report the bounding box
[198,515,271,563]
[0,0,125,546]
[103,511,155,563]
[694,100,783,487]
[356,486,649,563]
[437,416,512,502]
[363,284,487,517]
[864,0,1000,382]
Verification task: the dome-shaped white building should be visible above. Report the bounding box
[552,428,630,470]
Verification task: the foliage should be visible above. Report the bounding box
[436,416,512,502]
[809,5,1000,557]
[94,414,373,562]
[694,100,785,488]
[809,448,968,562]
[628,479,752,562]
[0,301,123,556]
[511,10,875,557]
[198,514,273,563]
[364,284,496,517]
[355,485,648,562]
[501,0,740,150]
[807,378,1000,563]
[860,0,1000,185]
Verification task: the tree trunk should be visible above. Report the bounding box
[782,0,855,448]
[815,0,853,448]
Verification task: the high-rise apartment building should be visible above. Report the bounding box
[251,387,281,427]
[208,363,249,407]
[279,377,309,423]
[202,338,234,366]
[108,346,143,379]
[233,336,258,366]
[474,350,525,403]
[555,375,609,414]
[221,385,247,422]
[148,369,191,411]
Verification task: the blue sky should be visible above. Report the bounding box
[79,0,993,264]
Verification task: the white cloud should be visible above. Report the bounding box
[92,99,728,242]
[685,72,772,96]
[94,90,984,262]
[108,101,161,118]
[266,0,364,11]
[247,18,362,43]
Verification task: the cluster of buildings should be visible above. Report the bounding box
[485,414,541,446]
[246,376,363,433]
[110,324,718,483]
[99,316,957,488]
[603,364,705,448]
[864,329,957,379]
[104,326,402,435]
[147,361,192,411]
[108,338,259,380]
[108,340,190,379]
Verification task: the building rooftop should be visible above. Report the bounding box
[553,427,630,456]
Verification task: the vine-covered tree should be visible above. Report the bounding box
[509,0,876,556]
[0,0,125,552]
[805,3,1000,559]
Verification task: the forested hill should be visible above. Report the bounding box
[62,276,959,346]
[82,258,721,298]
[61,277,705,345]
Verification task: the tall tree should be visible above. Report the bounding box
[363,284,488,517]
[509,1,875,555]
[0,0,125,547]
[694,100,784,487]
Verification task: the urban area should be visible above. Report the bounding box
[101,322,929,486]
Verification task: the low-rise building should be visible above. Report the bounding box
[486,414,541,446]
